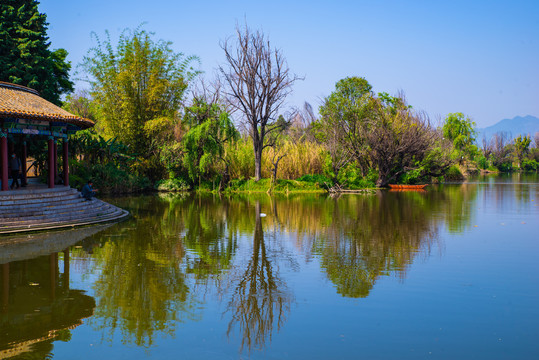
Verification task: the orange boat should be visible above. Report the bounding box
[388,184,428,190]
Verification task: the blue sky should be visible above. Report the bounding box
[40,0,539,127]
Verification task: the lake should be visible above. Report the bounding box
[1,174,538,359]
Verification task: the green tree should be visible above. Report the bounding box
[318,77,373,179]
[143,116,184,181]
[514,135,531,169]
[62,90,98,121]
[442,112,477,163]
[181,96,239,186]
[80,27,200,157]
[0,0,73,104]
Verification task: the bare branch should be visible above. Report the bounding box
[219,24,301,180]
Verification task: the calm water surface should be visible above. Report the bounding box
[1,174,538,359]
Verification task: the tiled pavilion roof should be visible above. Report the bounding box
[0,82,94,129]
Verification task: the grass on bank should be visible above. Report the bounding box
[224,178,327,193]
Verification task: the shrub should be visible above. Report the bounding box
[71,159,151,194]
[156,177,190,191]
[494,161,513,173]
[337,164,376,189]
[265,141,325,180]
[521,159,539,172]
[399,168,426,184]
[477,155,489,170]
[225,178,324,193]
[226,138,254,180]
[296,174,333,189]
[444,165,464,181]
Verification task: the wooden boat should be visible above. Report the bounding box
[388,184,428,190]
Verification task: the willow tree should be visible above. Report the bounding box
[220,25,300,181]
[81,28,200,156]
[181,96,239,187]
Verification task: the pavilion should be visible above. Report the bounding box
[0,82,128,234]
[0,81,94,189]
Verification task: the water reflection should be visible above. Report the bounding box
[80,196,193,347]
[0,251,95,359]
[0,181,500,356]
[0,226,114,358]
[314,192,444,297]
[225,201,292,351]
[96,190,479,350]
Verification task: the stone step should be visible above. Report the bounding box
[0,202,116,224]
[0,209,129,234]
[0,186,77,201]
[0,204,122,226]
[0,196,88,215]
[0,193,82,205]
[0,194,94,209]
[1,193,82,205]
[0,197,103,216]
[0,186,129,234]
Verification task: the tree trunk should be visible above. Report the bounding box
[253,135,263,181]
[376,176,388,188]
[254,147,262,181]
[376,163,391,187]
[219,163,230,191]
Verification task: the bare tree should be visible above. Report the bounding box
[220,25,301,181]
[490,132,512,169]
[367,99,438,187]
[481,135,493,159]
[287,102,317,143]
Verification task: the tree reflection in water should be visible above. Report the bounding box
[80,195,194,347]
[315,191,441,297]
[224,201,292,351]
[74,186,478,351]
[265,188,478,298]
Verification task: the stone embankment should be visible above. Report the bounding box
[0,186,128,234]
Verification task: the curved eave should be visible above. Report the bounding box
[0,110,94,129]
[0,81,95,130]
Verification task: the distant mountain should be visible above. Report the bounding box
[476,115,539,142]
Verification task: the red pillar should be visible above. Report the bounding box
[63,138,69,187]
[48,137,54,188]
[1,133,7,191]
[21,139,27,186]
[53,139,58,183]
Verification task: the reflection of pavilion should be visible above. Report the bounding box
[0,226,106,358]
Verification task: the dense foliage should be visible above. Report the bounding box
[80,28,200,182]
[7,2,532,193]
[318,77,452,187]
[0,0,73,104]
